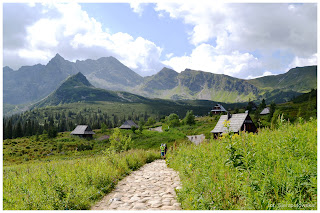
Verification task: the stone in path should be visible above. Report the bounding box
[149,126,163,132]
[91,159,182,210]
[187,134,205,145]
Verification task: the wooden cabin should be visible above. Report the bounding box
[211,113,257,138]
[119,120,139,129]
[260,107,270,115]
[70,125,95,138]
[211,104,227,115]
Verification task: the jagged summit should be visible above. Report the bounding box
[60,72,94,89]
[158,67,178,74]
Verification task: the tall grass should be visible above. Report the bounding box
[3,149,159,210]
[166,118,317,210]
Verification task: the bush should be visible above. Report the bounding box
[146,117,156,126]
[183,110,195,125]
[109,128,133,152]
[166,113,180,127]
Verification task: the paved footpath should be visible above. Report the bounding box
[92,159,182,210]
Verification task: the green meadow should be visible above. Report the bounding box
[166,118,317,210]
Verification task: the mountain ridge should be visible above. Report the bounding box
[3,54,317,106]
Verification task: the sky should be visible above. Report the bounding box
[2,1,317,79]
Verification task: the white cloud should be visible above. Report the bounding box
[155,2,317,78]
[3,2,317,79]
[162,43,263,79]
[246,71,274,80]
[155,3,317,57]
[287,54,317,69]
[130,2,147,16]
[3,3,164,76]
[165,53,174,59]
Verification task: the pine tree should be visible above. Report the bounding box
[268,102,276,122]
[259,99,266,110]
[7,119,13,139]
[14,122,23,138]
[183,110,195,125]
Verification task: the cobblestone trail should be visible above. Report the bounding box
[92,159,182,210]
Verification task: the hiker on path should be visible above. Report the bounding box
[164,144,167,158]
[160,144,165,159]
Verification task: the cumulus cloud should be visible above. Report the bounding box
[155,3,317,56]
[130,2,148,16]
[155,2,317,78]
[163,43,263,79]
[3,2,317,79]
[287,54,317,69]
[3,3,163,76]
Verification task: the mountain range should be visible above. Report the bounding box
[3,54,317,106]
[33,72,149,108]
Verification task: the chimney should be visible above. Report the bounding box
[227,112,232,120]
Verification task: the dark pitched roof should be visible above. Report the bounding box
[119,120,139,129]
[260,107,270,115]
[71,125,95,135]
[211,104,227,112]
[211,113,249,134]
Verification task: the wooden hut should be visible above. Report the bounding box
[70,125,95,138]
[260,107,270,115]
[211,104,227,115]
[119,120,139,129]
[211,112,257,138]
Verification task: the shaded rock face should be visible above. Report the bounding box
[3,54,143,105]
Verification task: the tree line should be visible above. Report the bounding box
[3,108,159,140]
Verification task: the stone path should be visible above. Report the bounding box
[92,159,182,210]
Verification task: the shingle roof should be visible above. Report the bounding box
[119,120,139,129]
[211,113,249,134]
[260,107,270,115]
[71,125,95,135]
[211,104,227,112]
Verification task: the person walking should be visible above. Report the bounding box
[164,144,167,159]
[160,144,165,159]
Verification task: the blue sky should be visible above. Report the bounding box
[81,3,193,59]
[3,2,317,78]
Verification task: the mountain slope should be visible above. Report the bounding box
[247,66,317,92]
[33,73,150,108]
[75,56,143,90]
[3,54,143,105]
[3,54,317,106]
[135,68,260,103]
[3,54,78,105]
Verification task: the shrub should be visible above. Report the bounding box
[109,128,133,152]
[166,113,180,127]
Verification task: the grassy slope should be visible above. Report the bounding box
[3,149,159,210]
[247,66,317,93]
[166,119,317,210]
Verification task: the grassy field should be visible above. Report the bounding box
[3,149,159,210]
[3,124,192,166]
[166,118,317,210]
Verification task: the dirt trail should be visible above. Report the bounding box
[92,159,182,210]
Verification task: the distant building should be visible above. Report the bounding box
[70,125,95,138]
[211,104,227,115]
[260,107,270,115]
[119,120,139,129]
[211,112,257,138]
